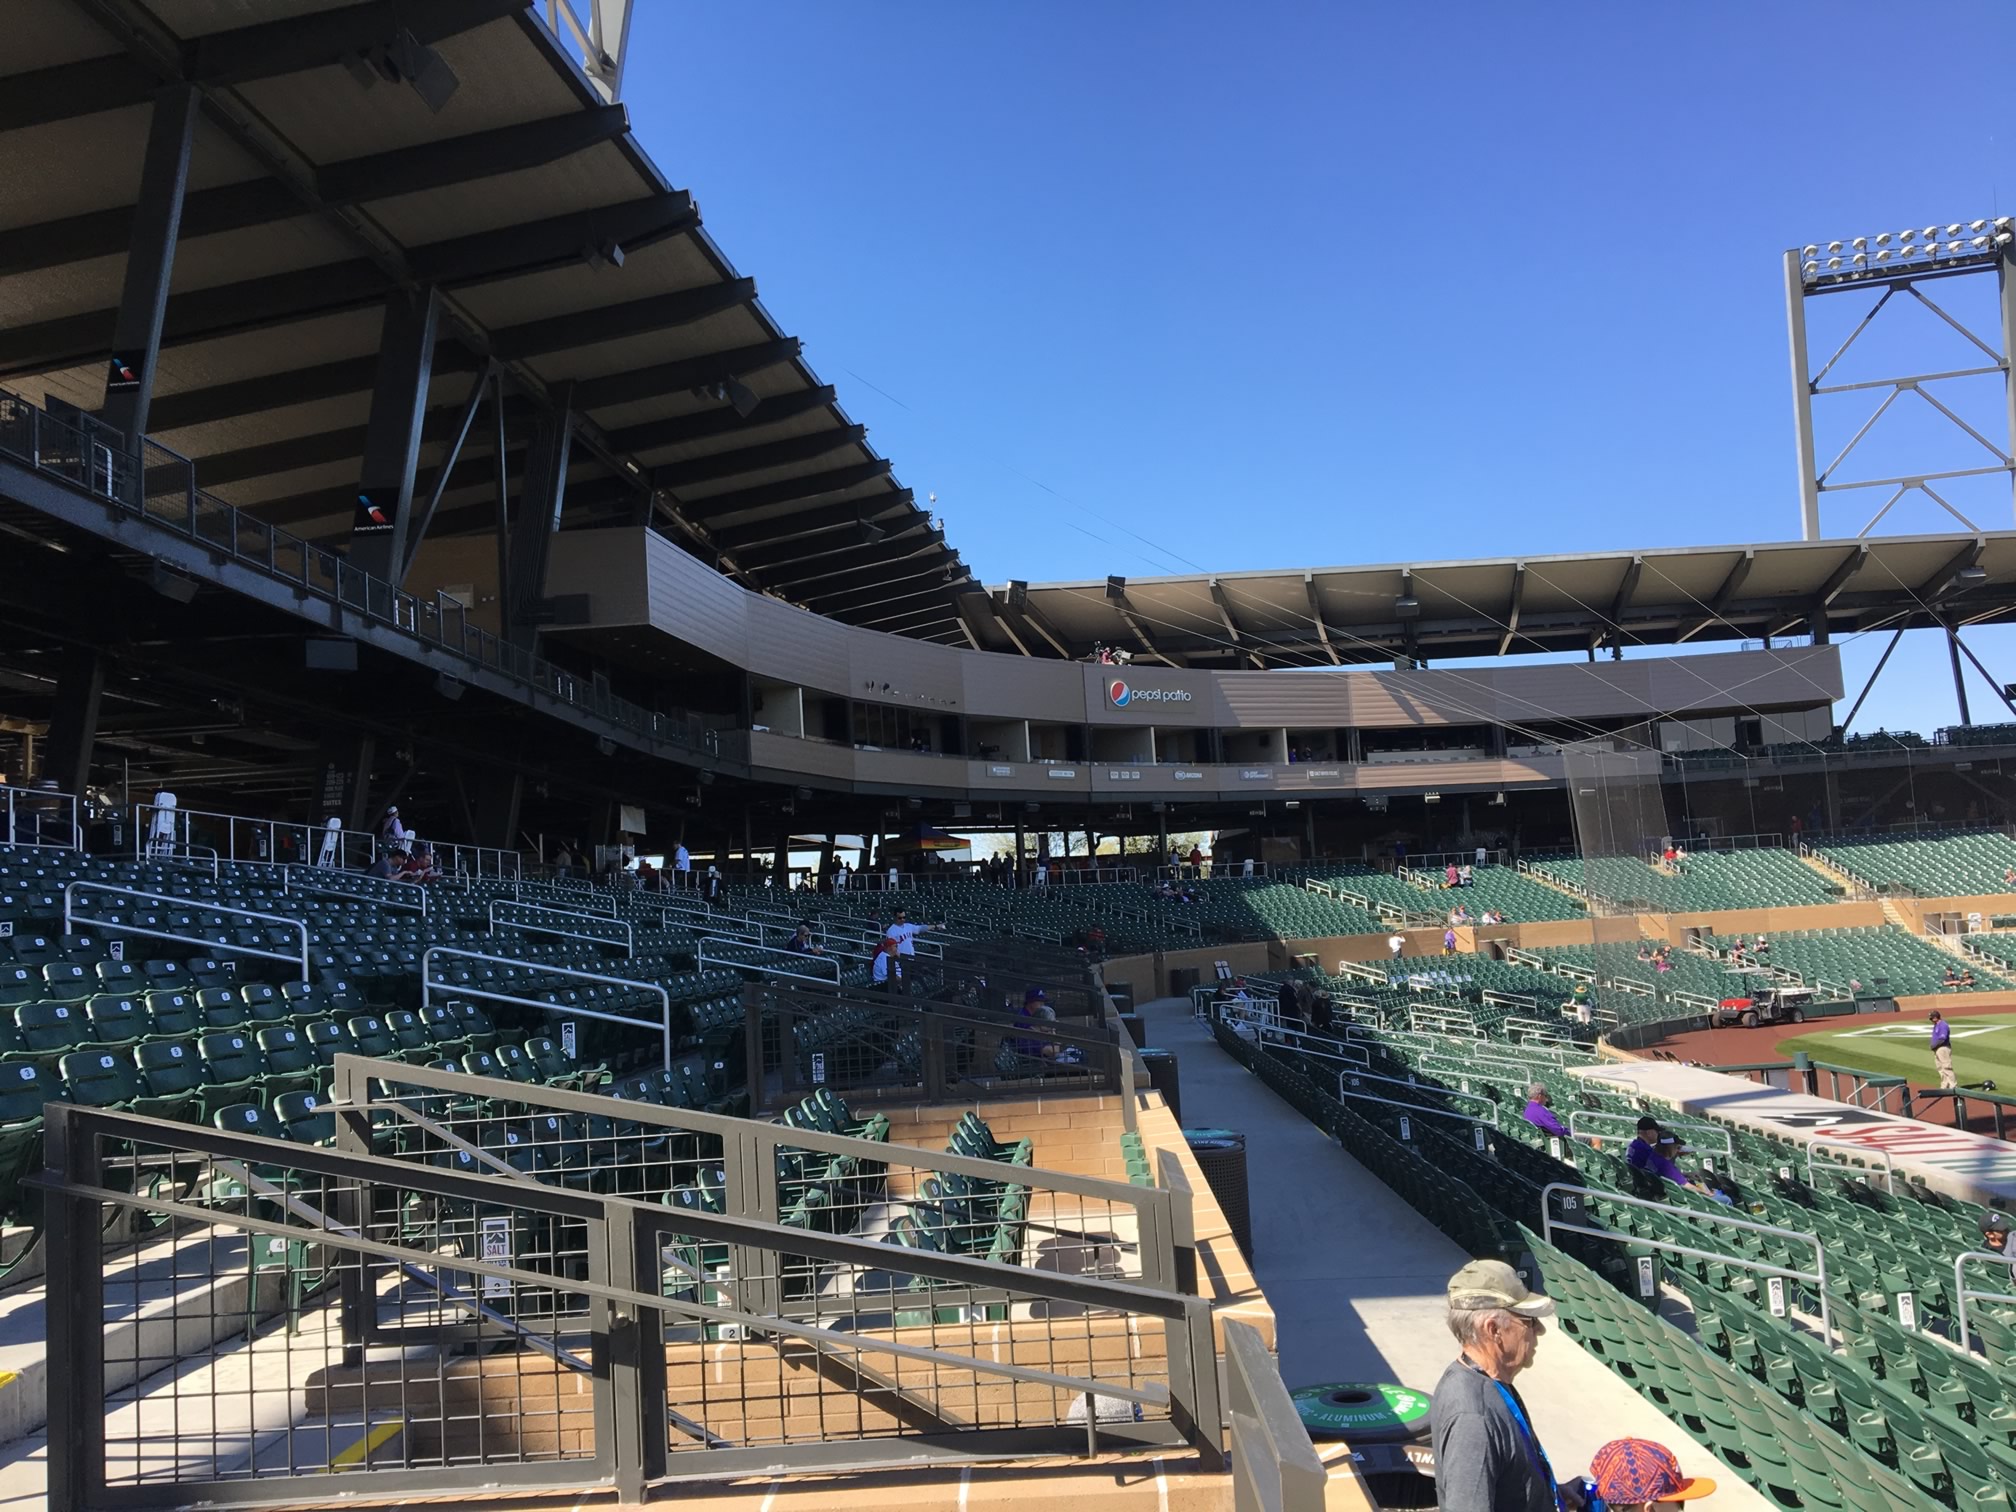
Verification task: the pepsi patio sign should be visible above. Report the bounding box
[1105,678,1192,709]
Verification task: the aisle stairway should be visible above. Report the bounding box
[1150,995,1768,1507]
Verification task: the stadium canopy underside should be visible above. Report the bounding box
[0,0,972,643]
[971,533,2016,669]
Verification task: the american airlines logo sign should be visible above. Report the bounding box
[1107,679,1193,708]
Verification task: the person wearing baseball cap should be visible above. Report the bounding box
[1431,1259,1585,1510]
[1587,1437,1715,1508]
[1982,1212,2016,1258]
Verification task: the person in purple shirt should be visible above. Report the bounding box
[1627,1118,1721,1199]
[1931,1010,1957,1090]
[1522,1084,1568,1139]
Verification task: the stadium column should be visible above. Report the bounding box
[40,644,105,800]
[347,287,442,581]
[99,83,200,441]
[504,404,574,649]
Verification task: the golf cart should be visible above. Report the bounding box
[1713,983,1812,1029]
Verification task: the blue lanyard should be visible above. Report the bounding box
[1481,1368,1563,1512]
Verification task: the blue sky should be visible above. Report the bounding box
[621,3,2016,735]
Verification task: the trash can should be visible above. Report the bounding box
[1118,1012,1147,1048]
[1138,1047,1180,1123]
[1292,1382,1435,1504]
[1107,983,1136,1013]
[1184,1127,1250,1259]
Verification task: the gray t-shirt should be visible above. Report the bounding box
[1429,1357,1556,1512]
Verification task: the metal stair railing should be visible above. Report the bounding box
[489,900,634,955]
[420,945,674,1069]
[62,880,309,979]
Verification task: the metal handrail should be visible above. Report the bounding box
[699,938,841,983]
[1541,1181,1833,1345]
[38,1100,1214,1505]
[1953,1249,2016,1351]
[1225,1318,1327,1512]
[1805,1137,1896,1194]
[134,801,375,867]
[2,786,81,850]
[1337,1067,1500,1126]
[285,864,428,916]
[1567,1110,1733,1163]
[488,899,633,956]
[131,843,220,879]
[61,880,309,980]
[419,945,673,1069]
[1254,1023,1372,1068]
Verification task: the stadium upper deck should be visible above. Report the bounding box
[4,0,2016,852]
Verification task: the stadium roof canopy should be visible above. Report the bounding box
[962,531,2016,668]
[0,0,971,642]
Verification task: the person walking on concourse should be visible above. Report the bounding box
[1430,1259,1584,1510]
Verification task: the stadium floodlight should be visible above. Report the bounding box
[1789,208,2016,543]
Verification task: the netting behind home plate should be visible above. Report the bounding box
[1563,725,1677,1024]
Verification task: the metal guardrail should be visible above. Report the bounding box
[1567,1110,1733,1164]
[332,1053,1186,1294]
[39,1097,1221,1508]
[136,802,376,869]
[61,879,309,979]
[2,786,80,849]
[1541,1181,1834,1346]
[1953,1249,2016,1352]
[698,938,842,983]
[1,389,725,763]
[747,984,1126,1114]
[420,945,675,1070]
[1806,1137,1896,1194]
[1336,1068,1500,1134]
[284,864,428,916]
[1225,1318,1328,1512]
[130,842,219,879]
[489,899,634,956]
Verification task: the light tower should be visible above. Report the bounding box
[1785,217,2016,540]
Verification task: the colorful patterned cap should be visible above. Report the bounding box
[1589,1438,1716,1502]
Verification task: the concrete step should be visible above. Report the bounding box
[0,1224,292,1449]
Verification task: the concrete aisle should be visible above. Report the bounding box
[1137,995,1770,1511]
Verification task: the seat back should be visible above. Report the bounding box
[135,1039,204,1095]
[16,999,86,1053]
[60,1047,146,1109]
[198,1030,265,1084]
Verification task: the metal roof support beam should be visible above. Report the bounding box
[185,0,533,85]
[1919,537,1986,602]
[1949,627,2016,721]
[604,385,833,456]
[697,466,900,534]
[399,359,496,585]
[0,53,157,133]
[736,520,940,574]
[1497,563,1526,656]
[1677,550,1754,643]
[347,286,443,578]
[0,106,636,277]
[491,277,757,360]
[1605,555,1643,647]
[1005,584,1074,659]
[1210,579,1264,669]
[505,401,574,648]
[651,425,866,491]
[0,196,691,378]
[569,338,801,412]
[802,573,949,618]
[1303,574,1340,665]
[99,83,200,443]
[771,546,954,597]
